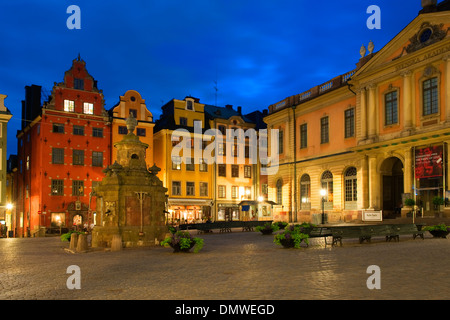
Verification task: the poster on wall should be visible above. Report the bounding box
[415,145,443,179]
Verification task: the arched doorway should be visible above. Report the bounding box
[380,157,404,218]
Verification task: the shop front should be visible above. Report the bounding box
[239,200,275,221]
[414,144,447,217]
[167,198,212,225]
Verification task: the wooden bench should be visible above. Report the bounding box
[184,221,272,234]
[308,227,333,245]
[331,225,391,246]
[385,224,425,242]
[331,224,425,246]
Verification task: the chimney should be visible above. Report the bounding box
[225,104,233,110]
[237,106,242,114]
[420,0,438,13]
[263,109,268,116]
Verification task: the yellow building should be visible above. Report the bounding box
[264,1,450,223]
[110,90,154,167]
[0,94,12,236]
[153,97,269,223]
[153,97,213,224]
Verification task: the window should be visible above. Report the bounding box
[53,123,65,133]
[231,186,238,199]
[244,165,251,178]
[186,100,193,110]
[344,167,357,209]
[232,144,239,157]
[321,171,334,210]
[218,125,226,135]
[92,151,103,167]
[218,164,226,177]
[136,128,146,137]
[231,165,239,177]
[200,182,208,197]
[186,182,195,196]
[180,117,188,126]
[218,185,226,198]
[199,159,208,172]
[73,150,84,165]
[26,156,30,170]
[278,129,284,154]
[320,117,329,144]
[218,143,226,156]
[345,108,355,138]
[83,102,93,114]
[73,125,84,136]
[118,126,128,135]
[93,128,103,138]
[423,77,438,116]
[52,148,64,164]
[129,109,137,118]
[300,174,311,210]
[262,184,268,196]
[64,100,75,112]
[74,78,84,90]
[72,180,84,196]
[51,179,64,196]
[245,187,251,199]
[172,181,181,195]
[172,156,181,170]
[300,124,307,148]
[186,158,195,171]
[385,92,398,125]
[276,179,283,205]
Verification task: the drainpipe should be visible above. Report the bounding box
[292,105,297,223]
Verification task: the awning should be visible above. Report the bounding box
[238,200,277,206]
[168,198,213,206]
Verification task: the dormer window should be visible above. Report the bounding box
[186,100,194,111]
[74,78,84,90]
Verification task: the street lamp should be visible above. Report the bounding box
[6,203,13,211]
[320,189,327,224]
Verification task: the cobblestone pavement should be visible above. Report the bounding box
[1,229,450,300]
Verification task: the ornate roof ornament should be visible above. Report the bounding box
[405,22,449,54]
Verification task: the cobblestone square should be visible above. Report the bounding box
[1,229,450,300]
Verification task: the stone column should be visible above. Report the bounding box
[360,87,368,140]
[444,55,450,122]
[404,147,413,195]
[367,84,377,139]
[368,155,380,209]
[402,70,413,131]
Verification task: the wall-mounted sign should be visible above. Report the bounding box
[415,145,443,179]
[362,210,383,222]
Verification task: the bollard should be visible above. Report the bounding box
[76,233,88,253]
[111,234,122,251]
[70,233,79,251]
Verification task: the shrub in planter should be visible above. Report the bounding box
[274,221,288,230]
[61,230,83,242]
[274,224,309,248]
[404,198,415,207]
[161,231,204,253]
[423,224,450,238]
[255,222,279,235]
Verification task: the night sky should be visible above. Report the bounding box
[1,1,422,157]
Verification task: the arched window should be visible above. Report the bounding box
[300,174,311,210]
[321,171,333,210]
[276,179,283,205]
[344,167,357,209]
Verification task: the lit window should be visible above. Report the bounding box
[64,100,75,112]
[84,102,94,114]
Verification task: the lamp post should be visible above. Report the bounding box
[320,189,327,225]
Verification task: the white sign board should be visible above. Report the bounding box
[362,210,383,222]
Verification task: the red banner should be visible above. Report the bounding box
[415,145,443,179]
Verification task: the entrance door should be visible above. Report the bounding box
[417,177,441,217]
[381,157,404,218]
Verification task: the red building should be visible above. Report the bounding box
[16,57,111,237]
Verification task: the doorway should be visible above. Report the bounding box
[381,157,404,218]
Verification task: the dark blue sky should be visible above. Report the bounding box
[1,1,422,157]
